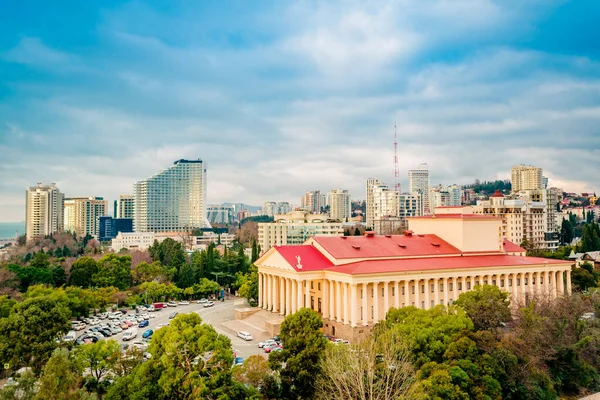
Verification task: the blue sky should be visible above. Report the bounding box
[1,0,599,222]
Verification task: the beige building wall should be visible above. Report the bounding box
[328,189,351,222]
[25,183,64,240]
[511,165,543,193]
[64,197,108,238]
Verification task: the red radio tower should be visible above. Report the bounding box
[393,122,401,192]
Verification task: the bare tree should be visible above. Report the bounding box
[316,333,415,400]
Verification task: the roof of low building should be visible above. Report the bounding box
[274,244,333,271]
[408,214,501,220]
[311,234,462,259]
[503,239,526,253]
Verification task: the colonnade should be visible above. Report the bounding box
[258,268,571,328]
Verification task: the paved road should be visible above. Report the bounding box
[78,300,265,361]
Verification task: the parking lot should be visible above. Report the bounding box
[74,300,266,360]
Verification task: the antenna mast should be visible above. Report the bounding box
[393,122,400,192]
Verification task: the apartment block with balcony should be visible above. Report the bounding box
[25,183,64,240]
[64,196,108,238]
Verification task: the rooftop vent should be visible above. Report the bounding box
[364,231,376,237]
[384,234,392,238]
[398,244,407,248]
[418,234,425,237]
[431,243,441,247]
[352,245,361,250]
[341,236,347,240]
[403,230,413,236]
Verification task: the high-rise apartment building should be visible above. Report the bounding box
[409,163,431,214]
[277,202,291,215]
[25,183,64,240]
[258,210,343,252]
[328,189,351,222]
[116,195,135,219]
[366,178,384,229]
[398,192,423,219]
[262,202,278,217]
[301,190,324,214]
[511,165,543,193]
[430,184,462,209]
[134,159,207,233]
[63,197,108,238]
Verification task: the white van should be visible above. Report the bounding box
[71,321,86,331]
[237,331,253,341]
[123,328,138,341]
[63,330,77,342]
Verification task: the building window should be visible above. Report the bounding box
[371,289,374,297]
[484,280,488,285]
[532,278,536,284]
[540,277,543,284]
[412,285,415,294]
[492,280,496,286]
[392,287,395,296]
[449,282,453,291]
[467,282,471,290]
[501,279,505,287]
[421,285,425,294]
[475,281,479,286]
[382,288,384,297]
[431,300,434,308]
[318,283,321,290]
[524,278,528,285]
[421,301,425,309]
[440,284,444,293]
[449,299,453,305]
[311,282,314,289]
[311,296,314,309]
[509,279,512,287]
[517,278,521,286]
[318,298,321,312]
[371,306,374,319]
[431,284,435,293]
[361,289,363,299]
[402,286,405,295]
[458,282,462,290]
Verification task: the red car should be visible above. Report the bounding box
[264,344,282,353]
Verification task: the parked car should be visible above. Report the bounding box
[123,329,138,341]
[233,357,244,366]
[203,301,215,308]
[237,331,253,341]
[167,301,177,307]
[62,330,77,342]
[264,344,282,353]
[258,339,277,349]
[138,320,149,328]
[197,298,208,304]
[142,329,154,339]
[178,301,190,305]
[273,335,280,343]
[169,312,178,319]
[332,338,350,345]
[141,313,150,320]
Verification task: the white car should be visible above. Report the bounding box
[203,301,215,308]
[237,331,253,341]
[167,301,177,307]
[62,330,77,342]
[141,314,150,320]
[178,301,190,305]
[123,329,138,341]
[258,339,276,349]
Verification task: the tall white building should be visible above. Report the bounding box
[206,205,234,224]
[301,190,324,214]
[116,195,134,219]
[399,192,424,219]
[511,165,543,193]
[262,202,278,217]
[328,189,351,222]
[430,184,462,209]
[134,159,207,233]
[64,196,108,238]
[277,202,291,215]
[366,178,384,229]
[409,163,431,214]
[26,183,64,241]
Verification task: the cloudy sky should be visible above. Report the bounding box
[1,1,599,222]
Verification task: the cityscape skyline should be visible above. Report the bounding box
[1,1,599,222]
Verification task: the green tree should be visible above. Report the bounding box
[454,284,511,331]
[571,262,599,292]
[269,308,328,399]
[176,262,197,289]
[0,295,16,318]
[92,254,133,290]
[69,257,98,288]
[0,296,71,373]
[251,238,259,263]
[237,266,258,304]
[0,369,37,400]
[149,238,186,269]
[76,339,121,383]
[131,261,166,285]
[193,278,220,298]
[36,348,90,400]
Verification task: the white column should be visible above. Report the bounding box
[279,277,285,315]
[373,282,379,322]
[415,279,420,308]
[462,276,466,294]
[322,279,329,319]
[362,283,368,326]
[297,279,304,310]
[258,273,263,308]
[351,284,358,327]
[434,278,439,306]
[291,279,297,313]
[343,283,349,325]
[286,278,292,316]
[273,276,279,313]
[383,281,390,316]
[404,280,410,306]
[511,273,517,303]
[558,270,565,295]
[453,277,459,303]
[305,279,311,310]
[566,269,572,295]
[394,281,400,309]
[425,279,430,309]
[336,281,342,323]
[266,274,271,311]
[329,280,335,320]
[443,277,449,306]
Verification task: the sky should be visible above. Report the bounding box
[0,0,599,222]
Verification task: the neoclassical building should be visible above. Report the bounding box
[255,208,573,341]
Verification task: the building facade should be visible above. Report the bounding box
[25,183,64,240]
[116,195,135,219]
[430,184,462,209]
[134,159,207,233]
[328,189,351,222]
[207,205,235,225]
[262,202,278,217]
[64,196,108,238]
[511,165,543,193]
[366,178,384,229]
[277,202,292,215]
[255,211,572,342]
[98,216,134,242]
[408,163,431,214]
[301,190,325,214]
[111,232,156,252]
[258,210,343,252]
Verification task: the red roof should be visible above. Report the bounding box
[503,239,526,253]
[491,190,505,198]
[274,245,333,272]
[311,234,462,259]
[326,254,568,275]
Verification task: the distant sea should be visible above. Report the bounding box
[0,222,25,240]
